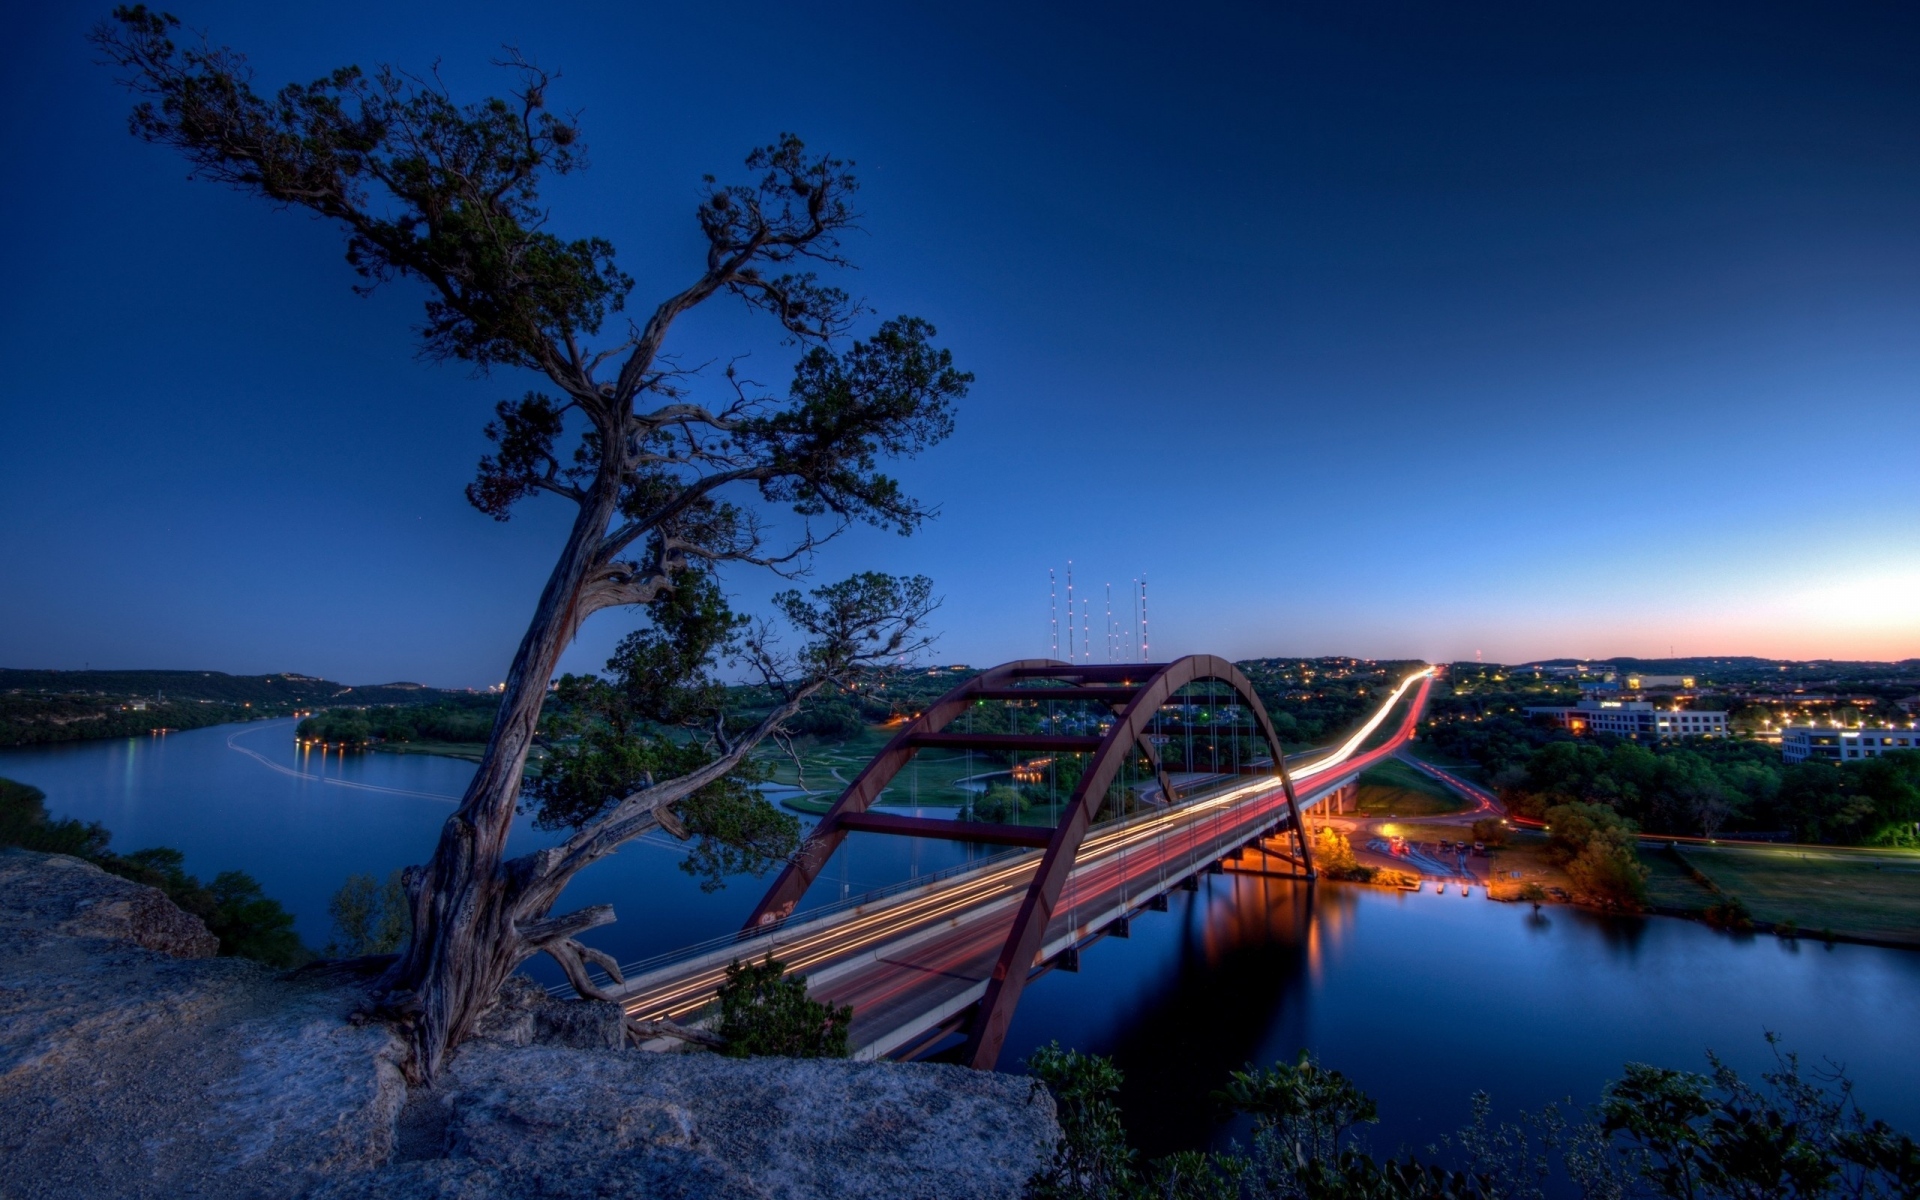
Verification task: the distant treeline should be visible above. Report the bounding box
[298,698,501,746]
[0,693,263,747]
[0,668,486,747]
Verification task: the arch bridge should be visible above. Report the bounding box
[599,656,1436,1069]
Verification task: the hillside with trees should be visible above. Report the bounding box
[0,668,486,747]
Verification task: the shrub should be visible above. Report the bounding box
[965,785,1029,825]
[1023,1044,1136,1199]
[1470,816,1507,847]
[99,847,311,966]
[1372,868,1419,889]
[714,955,851,1058]
[326,870,411,957]
[1704,894,1754,931]
[0,776,108,857]
[1020,1037,1920,1200]
[1545,801,1649,909]
[1312,827,1369,880]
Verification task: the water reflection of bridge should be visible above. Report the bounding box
[599,659,1435,1068]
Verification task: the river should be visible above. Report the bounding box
[3,718,1916,1156]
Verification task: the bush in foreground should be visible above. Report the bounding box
[1024,1035,1920,1199]
[714,955,852,1058]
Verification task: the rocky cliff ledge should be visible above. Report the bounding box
[0,849,1057,1199]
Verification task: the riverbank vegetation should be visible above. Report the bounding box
[1024,1037,1920,1200]
[0,776,308,965]
[295,697,499,747]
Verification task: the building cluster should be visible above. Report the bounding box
[1524,700,1728,740]
[1781,726,1920,763]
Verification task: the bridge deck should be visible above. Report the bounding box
[606,672,1432,1059]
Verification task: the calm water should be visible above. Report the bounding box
[3,719,1916,1155]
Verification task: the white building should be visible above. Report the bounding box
[1781,726,1920,764]
[1626,673,1695,690]
[1525,699,1727,740]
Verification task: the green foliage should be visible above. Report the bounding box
[204,870,309,966]
[1470,817,1507,847]
[298,700,498,746]
[0,777,110,857]
[674,776,802,892]
[1024,1044,1137,1199]
[326,870,411,957]
[789,695,865,739]
[1543,802,1649,909]
[100,848,310,967]
[1022,1038,1919,1200]
[1,778,309,967]
[1314,827,1372,881]
[525,573,803,890]
[964,785,1030,824]
[1217,1050,1381,1167]
[1600,1037,1920,1200]
[0,670,475,747]
[1429,686,1920,847]
[713,955,851,1059]
[1702,894,1754,931]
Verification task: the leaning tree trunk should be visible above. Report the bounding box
[378,481,620,1083]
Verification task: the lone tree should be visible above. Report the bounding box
[96,8,968,1080]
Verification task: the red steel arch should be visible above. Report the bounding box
[745,655,1315,1069]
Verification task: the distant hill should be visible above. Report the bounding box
[1486,657,1920,687]
[0,669,474,706]
[0,669,486,748]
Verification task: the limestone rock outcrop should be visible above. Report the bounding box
[0,849,1057,1199]
[0,848,219,958]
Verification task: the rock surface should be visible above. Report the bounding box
[0,849,1057,1199]
[0,848,219,958]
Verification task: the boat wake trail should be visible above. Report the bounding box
[225,726,462,803]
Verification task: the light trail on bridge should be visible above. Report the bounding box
[607,667,1435,1061]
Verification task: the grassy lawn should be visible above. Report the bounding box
[758,723,1027,814]
[1399,740,1491,785]
[1484,831,1572,901]
[1671,843,1920,945]
[1642,850,1719,911]
[372,739,489,763]
[1353,758,1472,816]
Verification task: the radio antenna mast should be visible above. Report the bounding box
[1105,584,1114,662]
[1049,569,1058,660]
[1139,576,1150,661]
[1065,561,1075,664]
[1132,578,1142,662]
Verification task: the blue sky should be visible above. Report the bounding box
[3,1,1917,686]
